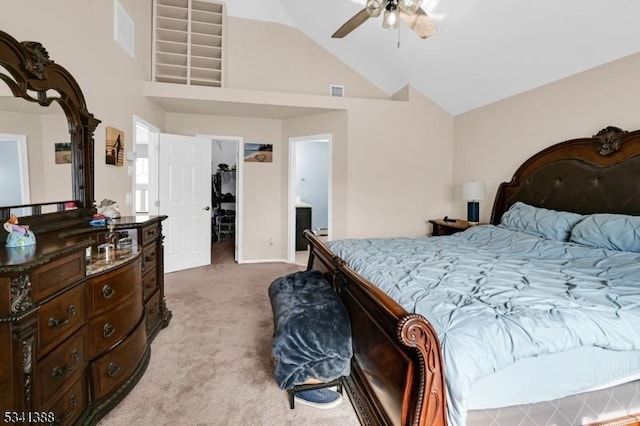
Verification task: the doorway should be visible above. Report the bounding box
[0,133,30,208]
[132,117,160,216]
[288,134,332,265]
[198,134,243,264]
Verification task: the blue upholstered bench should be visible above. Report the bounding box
[268,270,353,408]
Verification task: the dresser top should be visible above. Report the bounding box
[0,215,166,274]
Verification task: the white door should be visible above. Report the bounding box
[159,133,212,273]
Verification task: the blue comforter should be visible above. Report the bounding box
[328,225,640,426]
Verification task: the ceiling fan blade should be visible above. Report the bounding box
[400,7,437,39]
[332,9,371,38]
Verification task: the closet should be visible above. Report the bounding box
[212,167,236,242]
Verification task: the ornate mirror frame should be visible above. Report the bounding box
[0,30,100,231]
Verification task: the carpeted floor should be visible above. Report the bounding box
[98,242,360,426]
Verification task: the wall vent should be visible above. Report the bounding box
[114,0,135,58]
[329,85,345,97]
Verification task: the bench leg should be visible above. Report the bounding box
[287,377,344,409]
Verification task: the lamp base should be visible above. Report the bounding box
[467,201,480,223]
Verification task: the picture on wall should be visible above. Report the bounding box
[54,143,72,164]
[106,127,124,166]
[244,143,273,163]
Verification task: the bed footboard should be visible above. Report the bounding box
[304,231,448,426]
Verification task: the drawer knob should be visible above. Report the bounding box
[145,277,156,289]
[144,253,155,262]
[102,284,115,299]
[51,350,79,377]
[102,323,116,339]
[107,361,121,378]
[48,304,76,328]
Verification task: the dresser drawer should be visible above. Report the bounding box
[141,245,157,276]
[37,284,86,357]
[142,269,158,302]
[35,329,86,408]
[141,223,160,246]
[45,373,87,426]
[90,317,147,401]
[87,257,141,315]
[145,289,161,334]
[88,289,143,359]
[31,251,85,302]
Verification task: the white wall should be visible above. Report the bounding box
[212,139,238,171]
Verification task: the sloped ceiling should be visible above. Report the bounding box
[226,0,640,115]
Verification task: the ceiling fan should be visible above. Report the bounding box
[332,0,437,39]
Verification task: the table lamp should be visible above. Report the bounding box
[462,181,486,224]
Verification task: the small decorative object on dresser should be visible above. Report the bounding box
[3,214,36,247]
[428,217,474,236]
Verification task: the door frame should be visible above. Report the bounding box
[132,116,161,215]
[197,134,244,263]
[287,134,332,264]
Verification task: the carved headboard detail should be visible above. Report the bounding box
[491,126,640,224]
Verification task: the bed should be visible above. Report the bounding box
[304,126,640,426]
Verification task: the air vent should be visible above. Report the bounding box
[329,85,345,97]
[114,0,134,58]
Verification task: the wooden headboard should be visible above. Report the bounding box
[491,126,640,224]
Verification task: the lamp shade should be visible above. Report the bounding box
[462,181,486,201]
[382,8,399,29]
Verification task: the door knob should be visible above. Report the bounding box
[203,206,211,211]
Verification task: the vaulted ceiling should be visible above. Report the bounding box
[226,0,640,115]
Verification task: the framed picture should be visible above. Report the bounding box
[106,127,124,166]
[54,142,72,164]
[244,143,273,163]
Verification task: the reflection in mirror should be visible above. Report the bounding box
[0,82,72,212]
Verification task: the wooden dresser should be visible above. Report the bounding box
[0,215,170,425]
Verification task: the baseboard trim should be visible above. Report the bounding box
[238,258,288,264]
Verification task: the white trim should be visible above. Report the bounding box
[133,116,161,216]
[238,258,288,264]
[287,134,333,263]
[0,133,30,205]
[197,134,244,263]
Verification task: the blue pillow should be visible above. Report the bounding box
[570,213,640,252]
[500,202,583,241]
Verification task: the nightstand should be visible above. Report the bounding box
[428,219,473,236]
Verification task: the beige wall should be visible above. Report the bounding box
[164,18,454,260]
[226,17,388,100]
[0,0,166,214]
[282,111,349,242]
[454,52,640,223]
[0,110,46,203]
[345,87,454,238]
[2,3,455,262]
[165,114,285,261]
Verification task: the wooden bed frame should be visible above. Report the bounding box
[304,126,640,426]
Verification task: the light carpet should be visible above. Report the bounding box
[99,242,360,426]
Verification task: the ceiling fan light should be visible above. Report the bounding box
[398,0,421,14]
[382,8,399,29]
[365,0,384,17]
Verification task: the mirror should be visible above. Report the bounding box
[0,91,72,210]
[0,30,100,231]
